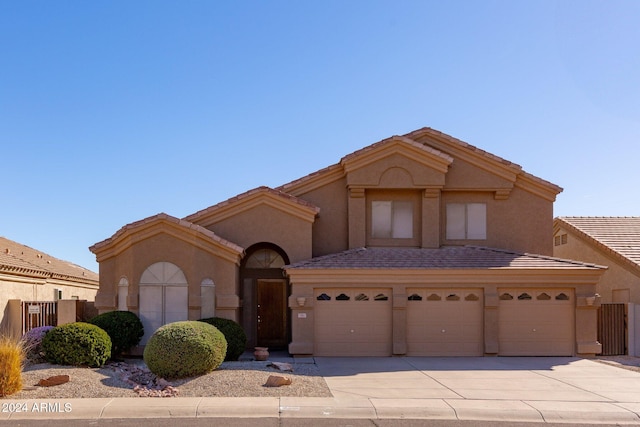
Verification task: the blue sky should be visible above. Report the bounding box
[1,0,639,272]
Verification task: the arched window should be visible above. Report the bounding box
[244,248,286,268]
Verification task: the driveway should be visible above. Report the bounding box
[310,356,640,423]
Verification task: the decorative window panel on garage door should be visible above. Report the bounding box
[406,288,484,356]
[314,288,392,357]
[498,289,574,356]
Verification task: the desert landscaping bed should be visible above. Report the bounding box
[8,359,332,399]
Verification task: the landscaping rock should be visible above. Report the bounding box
[37,375,69,387]
[268,362,293,372]
[264,375,292,387]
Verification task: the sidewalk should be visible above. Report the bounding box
[2,356,640,424]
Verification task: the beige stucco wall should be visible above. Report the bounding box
[205,204,313,263]
[295,177,349,258]
[442,187,553,255]
[554,229,640,304]
[94,232,239,321]
[0,274,98,336]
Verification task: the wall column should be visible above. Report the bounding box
[348,187,366,249]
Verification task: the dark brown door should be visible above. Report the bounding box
[257,279,287,348]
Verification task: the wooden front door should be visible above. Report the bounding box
[257,279,287,348]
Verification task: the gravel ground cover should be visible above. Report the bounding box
[9,359,332,399]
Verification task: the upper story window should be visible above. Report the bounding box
[372,200,413,238]
[446,203,486,240]
[554,234,568,246]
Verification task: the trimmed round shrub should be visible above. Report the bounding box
[198,317,247,361]
[143,321,227,379]
[21,326,55,364]
[42,322,111,368]
[88,311,144,358]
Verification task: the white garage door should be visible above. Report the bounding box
[406,288,484,356]
[314,288,392,356]
[499,288,574,356]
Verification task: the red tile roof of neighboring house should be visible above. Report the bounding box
[286,246,605,270]
[555,217,640,269]
[0,236,98,284]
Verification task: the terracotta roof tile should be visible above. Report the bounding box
[556,217,640,267]
[185,186,320,223]
[90,213,243,255]
[286,246,604,270]
[0,236,98,283]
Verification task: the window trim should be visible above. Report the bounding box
[367,191,421,247]
[445,202,487,241]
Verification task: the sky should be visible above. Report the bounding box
[1,0,639,273]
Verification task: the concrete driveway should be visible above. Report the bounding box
[310,356,640,423]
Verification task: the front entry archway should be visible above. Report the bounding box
[240,244,290,349]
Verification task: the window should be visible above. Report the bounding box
[446,203,486,240]
[554,234,568,246]
[372,201,413,238]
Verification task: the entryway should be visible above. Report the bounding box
[240,244,290,349]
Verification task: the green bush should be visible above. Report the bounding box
[143,321,227,379]
[88,311,144,357]
[42,323,111,368]
[198,317,247,361]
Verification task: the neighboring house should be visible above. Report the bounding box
[90,127,605,357]
[553,217,640,304]
[0,236,99,334]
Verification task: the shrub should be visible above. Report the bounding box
[88,311,144,358]
[0,335,25,397]
[42,322,112,368]
[21,325,55,364]
[143,321,227,379]
[198,317,247,361]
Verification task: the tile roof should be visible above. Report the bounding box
[0,236,98,283]
[89,213,243,255]
[286,246,604,270]
[556,217,640,268]
[276,126,561,197]
[185,186,319,224]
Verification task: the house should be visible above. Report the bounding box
[0,236,99,335]
[553,217,640,304]
[90,127,605,357]
[553,217,640,356]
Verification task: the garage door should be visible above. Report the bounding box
[406,288,484,356]
[499,289,574,356]
[314,288,392,356]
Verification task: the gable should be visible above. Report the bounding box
[89,213,243,264]
[554,217,640,275]
[341,136,453,189]
[279,128,562,202]
[185,186,320,228]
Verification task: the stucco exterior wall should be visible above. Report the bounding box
[0,275,98,335]
[296,178,349,257]
[554,230,640,304]
[94,232,239,321]
[441,187,553,255]
[206,204,313,263]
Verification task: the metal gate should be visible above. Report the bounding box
[598,303,627,355]
[21,301,57,335]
